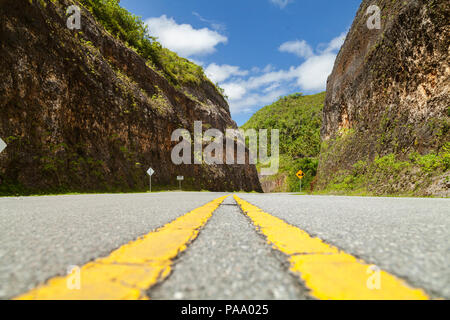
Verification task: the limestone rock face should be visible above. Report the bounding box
[0,0,262,194]
[318,0,449,195]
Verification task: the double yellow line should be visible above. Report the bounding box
[234,195,429,300]
[16,194,431,300]
[16,196,228,300]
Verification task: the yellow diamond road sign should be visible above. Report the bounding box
[296,170,304,180]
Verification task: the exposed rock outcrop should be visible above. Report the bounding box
[0,0,262,194]
[317,0,449,196]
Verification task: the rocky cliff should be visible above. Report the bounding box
[317,0,449,196]
[0,0,262,195]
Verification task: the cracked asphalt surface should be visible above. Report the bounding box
[0,192,448,299]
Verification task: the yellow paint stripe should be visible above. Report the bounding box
[234,195,429,300]
[16,195,229,300]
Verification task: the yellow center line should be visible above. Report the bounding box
[16,195,229,300]
[234,195,430,300]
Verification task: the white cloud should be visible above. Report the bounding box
[189,58,205,66]
[294,53,336,91]
[228,88,288,114]
[217,32,347,115]
[145,15,227,57]
[263,64,275,73]
[275,32,347,92]
[221,83,247,101]
[245,67,297,90]
[221,68,297,114]
[270,0,293,9]
[279,40,313,59]
[251,64,275,74]
[192,12,226,32]
[205,63,248,83]
[263,82,281,93]
[323,32,347,53]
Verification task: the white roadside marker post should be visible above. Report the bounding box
[147,167,155,192]
[177,176,184,191]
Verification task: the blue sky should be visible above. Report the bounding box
[120,0,362,125]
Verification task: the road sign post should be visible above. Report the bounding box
[296,170,305,193]
[177,176,184,190]
[147,168,155,192]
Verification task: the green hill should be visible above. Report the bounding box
[241,92,325,192]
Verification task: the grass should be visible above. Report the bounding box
[0,188,205,198]
[318,143,450,197]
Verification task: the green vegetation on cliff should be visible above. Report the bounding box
[0,0,261,196]
[241,92,325,192]
[318,129,450,197]
[79,0,210,87]
[317,0,449,197]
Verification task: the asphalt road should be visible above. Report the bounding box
[236,193,450,299]
[0,192,448,299]
[0,192,227,299]
[150,196,308,300]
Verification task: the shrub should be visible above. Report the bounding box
[243,92,325,192]
[79,0,207,86]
